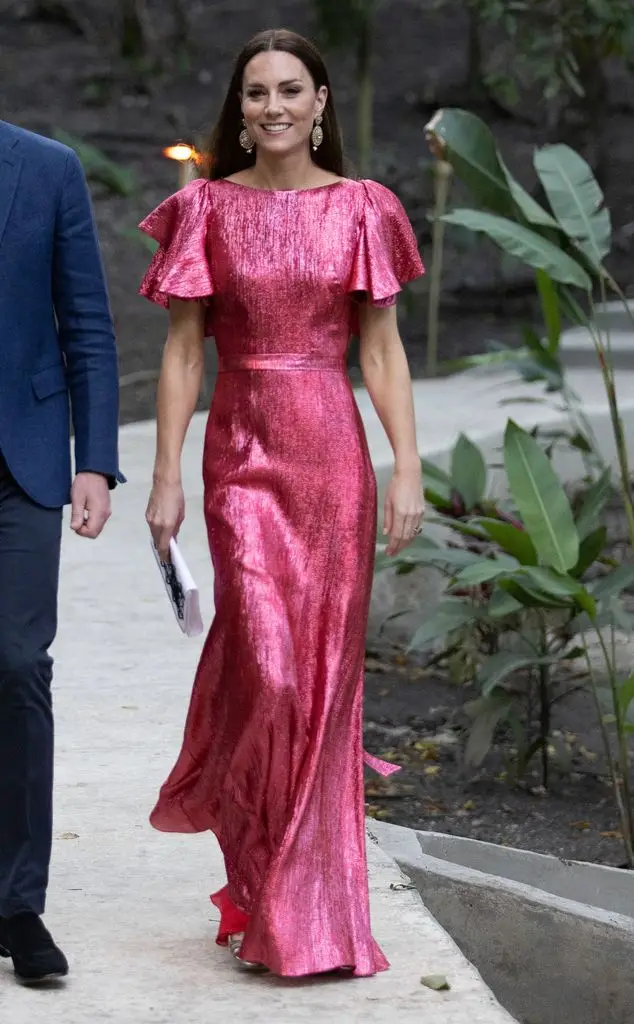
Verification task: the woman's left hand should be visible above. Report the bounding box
[383,464,425,557]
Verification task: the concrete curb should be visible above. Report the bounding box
[371,821,634,1024]
[416,831,634,918]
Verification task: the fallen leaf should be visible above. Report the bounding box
[421,974,451,991]
[408,666,431,680]
[424,765,441,777]
[377,749,399,762]
[600,830,623,839]
[365,782,413,800]
[463,800,475,811]
[59,832,80,840]
[364,657,391,673]
[569,820,591,831]
[424,805,446,816]
[414,741,438,761]
[394,654,409,666]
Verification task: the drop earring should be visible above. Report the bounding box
[239,119,254,154]
[311,114,324,151]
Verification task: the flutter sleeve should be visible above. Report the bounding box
[138,178,214,330]
[348,179,424,333]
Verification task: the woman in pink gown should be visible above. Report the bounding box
[141,29,425,978]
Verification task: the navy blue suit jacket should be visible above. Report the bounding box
[0,120,124,508]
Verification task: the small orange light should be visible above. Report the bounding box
[163,143,201,164]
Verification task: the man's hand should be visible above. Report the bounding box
[70,472,111,539]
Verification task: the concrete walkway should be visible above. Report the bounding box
[3,411,516,1023]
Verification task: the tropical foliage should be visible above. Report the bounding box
[382,106,634,864]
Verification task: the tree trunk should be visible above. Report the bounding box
[170,0,190,50]
[118,0,152,60]
[356,6,374,177]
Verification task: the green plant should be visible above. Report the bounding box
[425,108,634,552]
[379,429,611,777]
[379,424,634,863]
[312,0,377,175]
[467,0,634,158]
[53,129,137,197]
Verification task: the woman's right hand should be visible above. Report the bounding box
[146,479,185,562]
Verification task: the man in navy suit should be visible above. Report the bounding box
[0,119,123,984]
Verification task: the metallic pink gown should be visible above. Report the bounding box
[139,177,423,977]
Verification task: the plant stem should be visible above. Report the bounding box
[538,624,551,788]
[585,296,634,553]
[582,640,634,866]
[356,7,374,177]
[427,160,453,377]
[538,663,550,788]
[594,624,634,851]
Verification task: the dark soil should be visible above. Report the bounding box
[363,648,629,868]
[5,2,634,865]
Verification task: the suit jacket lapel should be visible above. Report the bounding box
[0,134,23,251]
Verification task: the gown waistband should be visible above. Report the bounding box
[218,353,347,373]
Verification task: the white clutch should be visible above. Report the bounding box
[150,535,204,637]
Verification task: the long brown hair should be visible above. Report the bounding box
[202,29,345,181]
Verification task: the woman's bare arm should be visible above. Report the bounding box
[146,298,205,557]
[358,302,424,555]
[153,298,206,484]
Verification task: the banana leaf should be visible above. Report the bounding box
[453,556,519,586]
[464,690,513,767]
[425,108,515,217]
[535,270,561,354]
[450,434,487,511]
[503,421,579,572]
[407,599,479,652]
[421,458,452,506]
[441,210,592,290]
[618,675,634,718]
[439,348,530,374]
[574,468,612,539]
[510,566,596,616]
[501,160,560,230]
[592,565,634,603]
[478,650,560,697]
[497,577,573,609]
[428,513,489,540]
[486,589,523,617]
[471,517,537,565]
[534,144,611,270]
[571,526,608,578]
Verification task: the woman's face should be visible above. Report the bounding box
[241,50,327,157]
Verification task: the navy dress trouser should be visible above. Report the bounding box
[0,452,62,916]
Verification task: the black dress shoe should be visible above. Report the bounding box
[0,913,69,984]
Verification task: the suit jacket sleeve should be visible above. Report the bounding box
[52,148,123,487]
